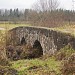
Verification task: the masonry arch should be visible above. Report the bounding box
[21,37,26,45]
[33,40,43,56]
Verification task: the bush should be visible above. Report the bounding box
[55,45,75,60]
[6,45,23,60]
[55,51,66,60]
[0,65,18,75]
[0,59,9,66]
[6,45,15,60]
[6,44,43,60]
[61,53,75,75]
[20,44,34,59]
[0,46,9,66]
[20,44,43,59]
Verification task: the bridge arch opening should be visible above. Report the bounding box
[21,37,26,45]
[33,40,43,57]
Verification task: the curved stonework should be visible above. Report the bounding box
[7,26,75,55]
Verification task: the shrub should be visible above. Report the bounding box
[61,53,75,75]
[55,45,75,60]
[20,44,34,59]
[20,44,43,59]
[6,44,43,60]
[6,45,23,60]
[0,65,18,75]
[55,51,66,60]
[0,59,9,66]
[0,46,9,66]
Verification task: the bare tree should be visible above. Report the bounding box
[31,0,59,27]
[32,0,59,12]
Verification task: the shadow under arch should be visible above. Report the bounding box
[33,40,43,57]
[21,37,26,45]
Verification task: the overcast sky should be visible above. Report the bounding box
[0,0,74,10]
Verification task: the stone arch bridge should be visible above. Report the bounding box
[7,26,75,55]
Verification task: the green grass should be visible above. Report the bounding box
[10,57,61,75]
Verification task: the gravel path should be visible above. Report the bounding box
[0,28,5,30]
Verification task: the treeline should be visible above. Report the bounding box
[0,9,30,23]
[30,9,75,27]
[0,8,75,27]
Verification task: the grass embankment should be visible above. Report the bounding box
[10,45,75,75]
[10,57,61,75]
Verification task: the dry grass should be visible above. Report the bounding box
[52,25,75,36]
[0,23,31,30]
[0,23,75,36]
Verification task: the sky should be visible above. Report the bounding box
[0,0,74,10]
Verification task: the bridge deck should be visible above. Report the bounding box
[9,25,75,37]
